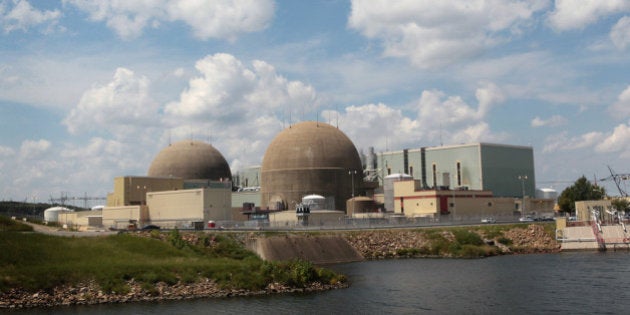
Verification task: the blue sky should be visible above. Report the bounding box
[1,0,630,204]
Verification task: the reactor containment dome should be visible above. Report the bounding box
[148,140,232,181]
[261,121,363,212]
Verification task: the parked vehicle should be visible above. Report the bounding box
[519,216,534,222]
[141,224,160,230]
[481,217,496,224]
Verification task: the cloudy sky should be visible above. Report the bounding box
[1,0,630,204]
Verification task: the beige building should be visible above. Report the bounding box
[146,186,232,229]
[102,205,148,229]
[575,200,613,222]
[58,210,103,230]
[106,176,183,206]
[394,180,525,219]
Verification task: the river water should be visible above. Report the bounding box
[15,251,630,314]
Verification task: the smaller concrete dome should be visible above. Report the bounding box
[148,140,231,181]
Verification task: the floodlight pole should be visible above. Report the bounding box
[518,175,528,217]
[349,170,357,214]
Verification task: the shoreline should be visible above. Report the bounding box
[1,278,348,309]
[1,223,559,309]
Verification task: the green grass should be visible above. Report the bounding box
[0,216,33,232]
[0,230,344,293]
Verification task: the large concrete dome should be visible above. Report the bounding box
[261,121,363,211]
[148,140,232,181]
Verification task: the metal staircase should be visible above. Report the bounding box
[591,210,606,251]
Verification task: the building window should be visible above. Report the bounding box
[432,163,437,188]
[409,166,414,177]
[387,167,391,175]
[456,162,461,187]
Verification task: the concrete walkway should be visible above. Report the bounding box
[22,221,117,237]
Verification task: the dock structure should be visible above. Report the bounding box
[557,216,630,251]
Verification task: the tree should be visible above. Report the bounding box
[557,176,606,214]
[611,198,629,212]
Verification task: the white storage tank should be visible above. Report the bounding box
[302,194,326,210]
[536,188,558,200]
[43,206,73,223]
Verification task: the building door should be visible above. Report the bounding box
[439,196,449,214]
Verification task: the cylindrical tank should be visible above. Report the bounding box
[536,188,558,200]
[302,194,326,210]
[43,206,73,223]
[384,173,413,212]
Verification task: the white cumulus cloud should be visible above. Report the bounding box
[0,0,62,33]
[608,85,630,119]
[325,84,506,151]
[348,0,547,69]
[165,53,318,126]
[63,67,159,136]
[610,16,630,49]
[542,131,604,153]
[167,0,274,41]
[18,139,51,160]
[595,123,630,156]
[163,53,320,172]
[64,0,274,40]
[547,0,630,31]
[531,115,568,127]
[0,145,15,157]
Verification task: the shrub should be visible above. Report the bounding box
[429,239,450,256]
[168,228,187,249]
[452,229,484,246]
[458,245,489,258]
[497,237,513,245]
[396,248,422,257]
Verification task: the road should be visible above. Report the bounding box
[22,221,117,237]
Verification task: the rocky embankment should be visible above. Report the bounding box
[500,224,560,253]
[344,224,560,259]
[1,278,345,309]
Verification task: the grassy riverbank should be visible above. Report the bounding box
[0,218,344,296]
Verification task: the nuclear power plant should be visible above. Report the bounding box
[49,120,556,230]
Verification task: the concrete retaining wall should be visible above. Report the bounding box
[560,225,630,251]
[246,235,363,264]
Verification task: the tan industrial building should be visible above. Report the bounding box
[393,179,555,220]
[146,185,231,229]
[106,176,183,206]
[57,210,103,230]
